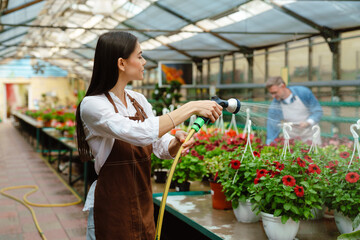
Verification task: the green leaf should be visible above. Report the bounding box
[254,194,262,202]
[274,209,282,217]
[281,215,289,224]
[341,205,346,212]
[266,193,274,202]
[291,205,300,214]
[337,229,360,240]
[300,181,310,188]
[284,203,292,211]
[353,213,360,230]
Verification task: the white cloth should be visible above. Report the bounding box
[81,90,174,211]
[281,95,320,143]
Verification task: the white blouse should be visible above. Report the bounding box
[81,90,174,210]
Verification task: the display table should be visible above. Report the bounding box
[152,181,340,240]
[12,111,43,151]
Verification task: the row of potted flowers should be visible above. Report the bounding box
[22,108,76,138]
[151,126,360,239]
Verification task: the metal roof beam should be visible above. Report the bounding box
[0,17,36,34]
[121,21,195,61]
[0,31,26,43]
[153,0,253,55]
[1,0,43,16]
[0,22,316,35]
[265,0,338,52]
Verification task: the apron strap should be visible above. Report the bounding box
[104,92,119,113]
[105,92,148,121]
[127,93,148,121]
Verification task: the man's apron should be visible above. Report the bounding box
[281,95,321,144]
[94,92,154,239]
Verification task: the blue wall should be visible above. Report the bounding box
[0,58,68,78]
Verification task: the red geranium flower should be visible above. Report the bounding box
[345,172,359,183]
[340,152,350,159]
[191,150,199,157]
[308,164,321,174]
[304,155,313,163]
[297,157,306,167]
[254,178,260,184]
[301,148,309,153]
[294,185,304,197]
[277,163,284,171]
[230,159,241,170]
[253,151,261,157]
[272,161,285,171]
[256,169,268,178]
[282,175,296,187]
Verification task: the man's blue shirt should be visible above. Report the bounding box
[266,86,323,145]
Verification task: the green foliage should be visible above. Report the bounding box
[151,153,171,172]
[151,81,182,116]
[322,145,360,225]
[172,154,207,184]
[337,229,360,240]
[220,149,266,208]
[248,141,325,223]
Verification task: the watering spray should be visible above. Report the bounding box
[154,96,241,240]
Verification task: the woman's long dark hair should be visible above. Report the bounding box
[76,32,138,161]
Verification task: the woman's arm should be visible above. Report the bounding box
[158,100,222,137]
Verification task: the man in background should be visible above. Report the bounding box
[266,76,323,145]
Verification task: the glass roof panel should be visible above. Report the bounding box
[215,8,319,34]
[71,49,95,60]
[143,49,191,61]
[1,1,45,25]
[170,34,238,51]
[0,27,28,42]
[159,0,248,22]
[124,4,189,38]
[285,1,360,30]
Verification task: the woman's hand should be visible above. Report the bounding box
[159,100,223,138]
[168,130,195,157]
[175,130,196,156]
[190,100,223,123]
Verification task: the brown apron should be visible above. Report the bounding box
[94,92,154,240]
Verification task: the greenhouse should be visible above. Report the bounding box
[1,0,360,240]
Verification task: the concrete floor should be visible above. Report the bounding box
[0,121,87,240]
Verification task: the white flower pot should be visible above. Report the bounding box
[334,211,360,234]
[233,200,260,223]
[261,212,299,240]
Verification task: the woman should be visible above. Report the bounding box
[76,31,222,240]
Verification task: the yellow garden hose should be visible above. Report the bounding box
[155,128,196,240]
[0,155,82,240]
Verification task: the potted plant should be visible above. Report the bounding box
[220,148,265,222]
[171,151,207,192]
[323,147,360,234]
[248,141,325,240]
[41,109,55,127]
[151,153,171,183]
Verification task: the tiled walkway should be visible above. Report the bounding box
[0,121,87,240]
